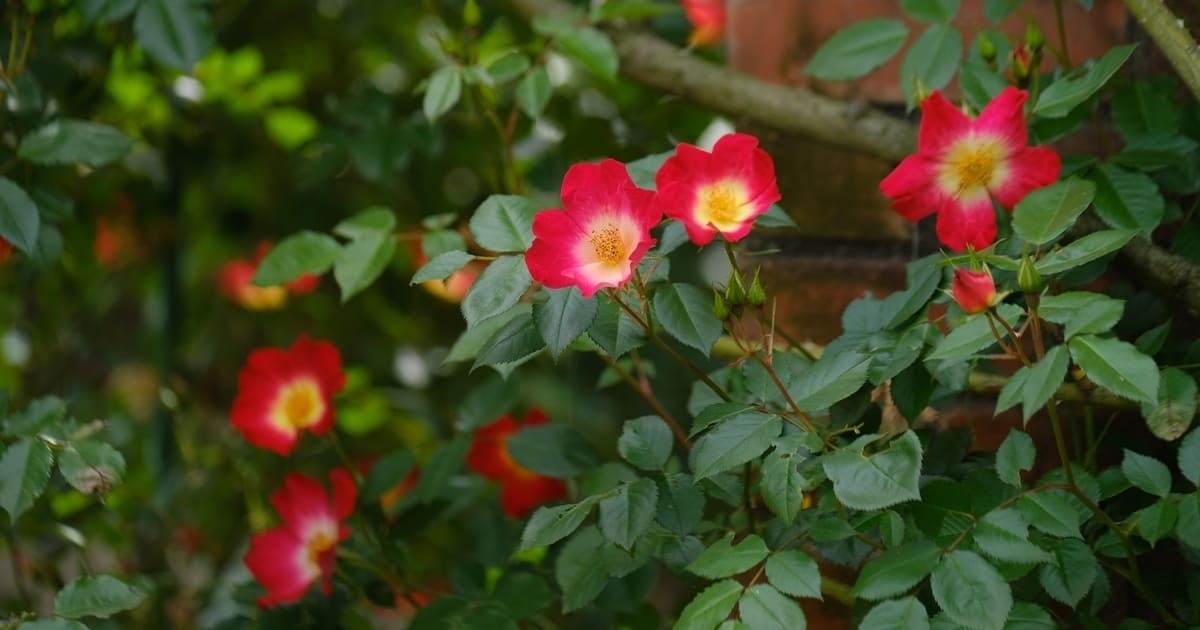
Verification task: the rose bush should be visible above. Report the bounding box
[3,1,1200,629]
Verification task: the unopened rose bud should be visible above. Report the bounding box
[952,266,999,315]
[464,0,481,27]
[1017,253,1042,293]
[1025,23,1044,52]
[725,269,746,306]
[1011,46,1034,86]
[747,266,766,307]
[713,289,730,321]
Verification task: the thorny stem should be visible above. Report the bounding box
[988,307,1031,366]
[599,352,692,450]
[608,289,732,402]
[984,310,1025,365]
[327,432,363,484]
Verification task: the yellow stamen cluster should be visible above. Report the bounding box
[589,224,625,266]
[949,143,1000,192]
[276,379,323,430]
[702,184,739,224]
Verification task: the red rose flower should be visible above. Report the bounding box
[682,0,726,47]
[219,242,321,310]
[879,87,1061,252]
[245,469,356,608]
[230,336,347,455]
[0,237,13,266]
[525,159,659,298]
[951,267,999,314]
[467,409,569,518]
[655,132,781,246]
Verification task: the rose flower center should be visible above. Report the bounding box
[275,378,324,430]
[948,142,1001,192]
[589,224,626,266]
[703,184,739,224]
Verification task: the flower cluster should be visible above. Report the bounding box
[525,132,779,297]
[219,242,320,310]
[467,409,568,518]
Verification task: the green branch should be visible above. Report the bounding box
[1124,0,1200,104]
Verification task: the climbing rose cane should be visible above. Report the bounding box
[230,336,347,455]
[951,266,999,314]
[681,0,726,47]
[879,87,1060,252]
[244,469,356,607]
[655,132,781,246]
[525,159,659,298]
[467,409,569,518]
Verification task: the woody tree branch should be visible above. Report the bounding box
[505,0,1200,318]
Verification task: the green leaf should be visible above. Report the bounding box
[1068,335,1159,406]
[555,526,642,612]
[1003,602,1056,630]
[534,287,598,360]
[823,431,923,511]
[983,0,1022,21]
[851,539,941,601]
[485,51,532,83]
[462,255,533,326]
[1113,134,1199,170]
[787,351,871,412]
[860,598,930,630]
[334,232,397,301]
[18,120,133,168]
[675,579,742,630]
[0,177,40,254]
[995,367,1030,417]
[1020,346,1069,422]
[1181,428,1200,486]
[617,416,673,471]
[761,449,805,525]
[598,478,658,550]
[688,412,782,480]
[54,575,146,619]
[1141,368,1196,441]
[414,436,470,503]
[656,473,705,536]
[412,251,475,284]
[517,67,553,119]
[931,550,1012,630]
[361,449,414,502]
[508,423,598,478]
[1033,44,1137,117]
[739,584,807,630]
[423,66,463,122]
[333,207,396,239]
[592,0,678,21]
[446,304,530,365]
[1035,229,1136,275]
[927,304,1023,362]
[1113,83,1178,139]
[588,293,645,358]
[653,283,723,357]
[959,61,1008,112]
[490,572,555,619]
[133,0,215,70]
[1018,491,1081,538]
[1121,449,1172,497]
[995,430,1035,487]
[1176,493,1200,547]
[470,195,538,252]
[1037,538,1097,606]
[472,310,545,371]
[899,24,963,109]
[1037,292,1124,340]
[1134,499,1177,546]
[57,442,125,495]
[557,27,618,81]
[520,497,599,550]
[422,229,466,258]
[686,534,769,579]
[1087,164,1164,237]
[81,0,140,23]
[803,18,909,82]
[1010,178,1096,245]
[765,550,821,599]
[902,0,961,21]
[0,439,54,521]
[18,619,90,630]
[253,231,339,286]
[973,508,1053,564]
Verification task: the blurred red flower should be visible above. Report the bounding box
[245,469,356,607]
[230,336,346,455]
[682,0,726,47]
[467,409,569,518]
[219,241,320,310]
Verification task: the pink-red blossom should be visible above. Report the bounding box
[655,132,780,246]
[245,469,356,607]
[682,0,726,47]
[879,87,1061,252]
[525,159,659,298]
[230,337,346,455]
[467,409,569,518]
